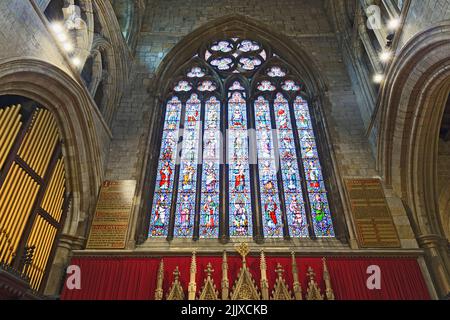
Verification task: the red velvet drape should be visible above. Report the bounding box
[60,256,430,300]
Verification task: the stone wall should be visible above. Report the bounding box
[0,0,71,74]
[398,0,450,50]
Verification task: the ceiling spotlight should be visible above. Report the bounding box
[373,73,384,84]
[380,50,392,62]
[71,57,81,67]
[387,18,401,30]
[51,22,64,34]
[56,32,68,42]
[62,42,74,52]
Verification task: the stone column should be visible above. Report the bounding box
[43,234,85,297]
[418,235,450,299]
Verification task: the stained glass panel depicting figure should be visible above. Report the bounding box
[228,91,252,237]
[273,93,309,237]
[254,96,283,238]
[200,97,221,238]
[294,96,335,237]
[149,97,182,237]
[174,94,201,237]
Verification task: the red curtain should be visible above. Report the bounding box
[61,256,430,300]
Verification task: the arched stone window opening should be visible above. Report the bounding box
[0,95,71,293]
[141,29,347,246]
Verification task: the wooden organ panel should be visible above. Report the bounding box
[0,103,70,293]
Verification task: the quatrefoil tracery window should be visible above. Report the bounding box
[149,37,335,240]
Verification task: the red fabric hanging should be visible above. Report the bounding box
[60,256,431,300]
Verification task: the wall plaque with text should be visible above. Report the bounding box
[86,180,136,249]
[345,179,401,248]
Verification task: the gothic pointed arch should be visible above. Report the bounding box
[0,58,108,293]
[375,21,450,297]
[137,15,348,246]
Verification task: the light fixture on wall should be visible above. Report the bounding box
[373,73,384,84]
[379,50,392,63]
[71,57,81,67]
[50,21,80,67]
[387,18,401,31]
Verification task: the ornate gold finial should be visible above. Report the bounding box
[271,262,292,300]
[222,251,229,300]
[173,266,180,280]
[322,257,335,300]
[307,266,316,280]
[291,252,302,300]
[276,263,284,278]
[306,266,323,300]
[260,250,269,300]
[167,266,185,300]
[154,259,164,300]
[199,262,218,300]
[188,251,197,300]
[260,250,267,270]
[236,242,250,259]
[205,262,214,278]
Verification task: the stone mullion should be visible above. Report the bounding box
[248,97,264,244]
[193,96,205,240]
[269,96,290,240]
[167,99,187,241]
[220,96,229,244]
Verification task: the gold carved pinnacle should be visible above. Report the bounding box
[236,242,250,259]
[275,263,285,278]
[205,262,214,278]
[173,266,181,280]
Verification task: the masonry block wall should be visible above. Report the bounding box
[398,0,450,49]
[0,0,70,73]
[105,0,417,247]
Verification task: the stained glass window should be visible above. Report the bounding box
[274,93,309,237]
[294,96,335,237]
[199,97,221,238]
[149,97,182,237]
[149,36,336,241]
[255,97,283,237]
[228,90,252,237]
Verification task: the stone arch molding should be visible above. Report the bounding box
[134,15,352,246]
[151,14,328,99]
[0,58,105,241]
[376,20,450,297]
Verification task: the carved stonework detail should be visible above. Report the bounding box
[166,266,185,300]
[199,263,218,300]
[221,251,229,300]
[271,263,292,300]
[230,243,260,300]
[305,267,323,300]
[322,257,335,300]
[260,251,269,300]
[188,251,197,300]
[154,259,164,300]
[291,252,303,300]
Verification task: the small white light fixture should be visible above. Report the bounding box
[62,42,74,52]
[373,73,384,84]
[387,18,401,30]
[71,57,81,67]
[380,50,392,62]
[51,22,64,34]
[56,32,68,42]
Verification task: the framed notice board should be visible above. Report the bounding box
[86,180,136,249]
[345,178,401,248]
